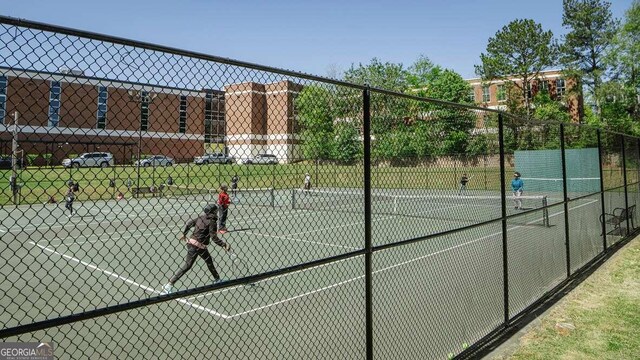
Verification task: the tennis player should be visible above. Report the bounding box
[303,173,311,191]
[230,174,239,196]
[217,184,231,234]
[511,172,524,210]
[458,173,470,195]
[64,186,75,217]
[161,204,231,294]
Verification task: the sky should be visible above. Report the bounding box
[1,0,635,80]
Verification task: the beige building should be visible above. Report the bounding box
[224,81,302,162]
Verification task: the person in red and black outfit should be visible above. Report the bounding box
[161,204,231,294]
[217,184,231,234]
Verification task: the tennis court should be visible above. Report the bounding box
[0,187,607,358]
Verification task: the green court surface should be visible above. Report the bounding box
[0,189,616,358]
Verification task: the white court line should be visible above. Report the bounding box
[5,201,308,234]
[43,205,339,247]
[50,229,172,247]
[283,201,469,239]
[244,231,360,250]
[44,224,177,247]
[29,241,232,319]
[233,203,463,252]
[224,199,601,318]
[189,203,476,301]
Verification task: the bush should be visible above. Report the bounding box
[42,153,52,165]
[26,154,39,165]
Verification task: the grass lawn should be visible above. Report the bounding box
[491,236,640,359]
[0,161,628,206]
[0,162,504,205]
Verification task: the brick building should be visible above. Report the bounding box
[466,70,583,126]
[0,67,583,166]
[0,68,301,165]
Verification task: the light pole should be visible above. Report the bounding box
[10,111,19,204]
[58,141,72,183]
[128,90,156,197]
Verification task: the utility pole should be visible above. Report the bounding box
[10,111,19,204]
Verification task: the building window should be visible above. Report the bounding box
[467,88,476,103]
[497,85,506,102]
[540,80,549,92]
[97,86,108,129]
[0,75,6,125]
[48,81,61,127]
[556,79,566,97]
[204,91,224,143]
[179,95,187,134]
[204,91,214,143]
[140,91,149,131]
[526,83,533,100]
[482,86,490,103]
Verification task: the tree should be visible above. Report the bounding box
[344,58,411,136]
[343,57,408,91]
[408,120,436,158]
[476,19,557,120]
[598,81,637,134]
[296,85,335,161]
[533,89,572,123]
[406,55,440,91]
[561,0,619,112]
[406,57,476,156]
[605,0,640,121]
[331,121,361,164]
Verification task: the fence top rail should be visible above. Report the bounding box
[0,15,505,116]
[0,15,362,89]
[3,15,640,138]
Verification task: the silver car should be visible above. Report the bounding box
[134,155,174,167]
[241,153,278,165]
[194,153,235,165]
[62,152,114,168]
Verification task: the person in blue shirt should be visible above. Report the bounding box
[511,172,524,210]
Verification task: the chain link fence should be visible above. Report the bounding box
[0,16,638,359]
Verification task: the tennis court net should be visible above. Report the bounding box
[292,189,550,226]
[165,185,276,207]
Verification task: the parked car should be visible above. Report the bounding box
[194,153,235,165]
[0,156,25,170]
[134,155,174,167]
[241,153,278,165]
[62,152,114,168]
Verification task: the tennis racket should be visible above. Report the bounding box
[228,250,262,289]
[228,250,249,278]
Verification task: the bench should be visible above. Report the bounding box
[600,204,636,236]
[132,185,164,197]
